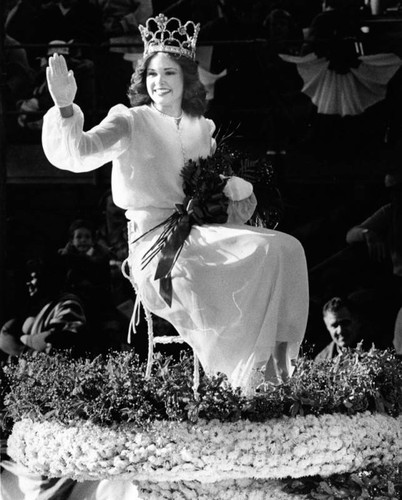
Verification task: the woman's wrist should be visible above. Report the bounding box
[59,104,74,118]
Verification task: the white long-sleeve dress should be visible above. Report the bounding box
[42,103,309,391]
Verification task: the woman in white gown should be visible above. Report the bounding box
[42,14,309,392]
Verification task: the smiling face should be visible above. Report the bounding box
[145,52,184,117]
[72,227,94,254]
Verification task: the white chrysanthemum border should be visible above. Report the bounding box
[8,412,402,483]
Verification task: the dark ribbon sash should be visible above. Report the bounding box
[154,203,192,307]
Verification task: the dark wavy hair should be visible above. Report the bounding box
[127,52,207,117]
[322,296,358,317]
[67,218,95,240]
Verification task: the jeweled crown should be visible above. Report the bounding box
[139,13,200,61]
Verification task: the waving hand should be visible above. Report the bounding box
[46,53,77,108]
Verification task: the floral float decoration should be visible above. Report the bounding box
[2,347,402,499]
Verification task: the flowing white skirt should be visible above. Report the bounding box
[279,52,402,116]
[128,222,309,391]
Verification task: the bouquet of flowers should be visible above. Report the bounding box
[135,143,282,306]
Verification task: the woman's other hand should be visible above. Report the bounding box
[221,176,253,201]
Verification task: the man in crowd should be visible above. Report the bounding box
[315,295,371,360]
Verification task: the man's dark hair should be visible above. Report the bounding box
[322,296,356,316]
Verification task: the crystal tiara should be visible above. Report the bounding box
[139,13,200,61]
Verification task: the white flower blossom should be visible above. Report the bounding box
[7,413,401,489]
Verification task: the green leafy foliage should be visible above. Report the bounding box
[282,464,402,500]
[1,347,401,432]
[280,347,402,418]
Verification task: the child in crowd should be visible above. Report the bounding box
[59,218,130,352]
[59,218,113,300]
[59,218,110,261]
[59,218,112,322]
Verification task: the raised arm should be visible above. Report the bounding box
[346,205,390,263]
[42,55,132,173]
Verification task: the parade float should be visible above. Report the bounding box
[2,347,401,499]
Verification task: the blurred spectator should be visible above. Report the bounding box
[16,40,97,133]
[346,168,402,287]
[315,295,371,360]
[58,218,112,307]
[301,0,362,72]
[162,0,219,25]
[0,256,90,361]
[199,0,266,76]
[309,169,402,351]
[97,192,133,304]
[346,205,395,267]
[3,34,36,105]
[34,0,103,58]
[3,34,36,138]
[95,192,156,360]
[6,0,104,62]
[96,0,153,108]
[273,0,323,30]
[200,1,311,153]
[59,218,111,265]
[5,0,43,51]
[97,0,153,37]
[309,201,400,296]
[258,7,311,151]
[6,1,101,132]
[263,8,304,56]
[199,0,276,152]
[59,218,130,353]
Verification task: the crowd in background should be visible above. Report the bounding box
[3,1,379,138]
[1,0,402,364]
